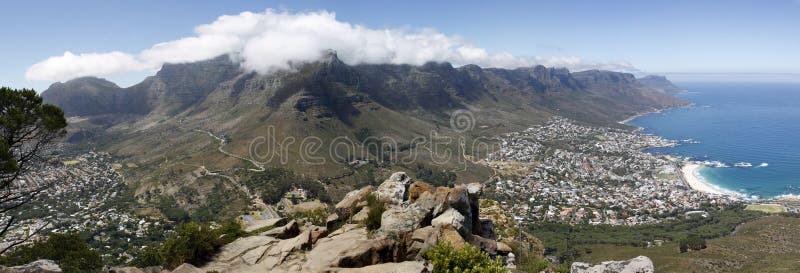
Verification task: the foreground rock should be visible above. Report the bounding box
[122,172,511,273]
[571,256,654,273]
[329,261,429,273]
[0,260,62,273]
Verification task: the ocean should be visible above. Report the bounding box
[629,82,800,199]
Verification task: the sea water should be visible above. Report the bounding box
[629,82,800,199]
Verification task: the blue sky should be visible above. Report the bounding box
[2,0,799,91]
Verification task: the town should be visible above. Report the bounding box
[483,117,740,226]
[0,152,169,264]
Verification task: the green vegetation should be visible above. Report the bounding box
[422,242,506,273]
[0,233,102,273]
[365,194,385,230]
[245,167,330,204]
[142,221,246,270]
[1,87,67,250]
[530,206,763,263]
[507,239,549,273]
[294,207,327,226]
[156,195,190,223]
[745,203,787,213]
[413,164,457,187]
[192,183,247,222]
[678,234,706,253]
[577,216,800,273]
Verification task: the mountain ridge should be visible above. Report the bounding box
[41,53,688,204]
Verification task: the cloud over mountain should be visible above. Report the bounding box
[26,9,638,82]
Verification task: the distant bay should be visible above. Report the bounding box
[629,82,800,199]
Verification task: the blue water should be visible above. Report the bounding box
[629,82,800,199]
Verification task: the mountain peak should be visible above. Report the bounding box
[638,75,683,94]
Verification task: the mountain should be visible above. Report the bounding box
[638,75,684,94]
[41,53,687,203]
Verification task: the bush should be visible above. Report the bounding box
[157,220,246,269]
[296,208,327,226]
[679,234,706,253]
[130,247,163,267]
[0,233,102,273]
[365,194,385,231]
[246,167,330,204]
[422,242,506,273]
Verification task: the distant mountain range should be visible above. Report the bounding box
[638,75,685,94]
[41,52,687,195]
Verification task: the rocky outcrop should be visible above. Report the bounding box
[380,204,431,234]
[329,261,429,273]
[571,256,654,273]
[373,172,412,205]
[431,208,468,236]
[407,181,434,203]
[335,186,374,218]
[124,172,505,273]
[0,260,62,273]
[302,227,396,272]
[261,220,300,239]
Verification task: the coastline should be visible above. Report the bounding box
[680,163,747,199]
[681,163,725,195]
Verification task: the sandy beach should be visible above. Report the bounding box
[681,163,726,195]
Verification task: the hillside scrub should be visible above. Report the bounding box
[422,242,506,273]
[0,233,102,273]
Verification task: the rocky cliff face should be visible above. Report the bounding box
[42,53,685,126]
[571,256,655,273]
[117,172,514,273]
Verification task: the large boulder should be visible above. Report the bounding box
[335,186,374,217]
[308,225,328,245]
[447,185,470,219]
[0,260,62,273]
[437,225,466,249]
[407,226,438,259]
[571,256,654,273]
[496,241,513,254]
[380,204,431,234]
[261,220,300,239]
[350,207,370,224]
[326,213,340,230]
[374,172,412,204]
[329,261,429,273]
[213,235,279,263]
[407,181,434,203]
[479,218,496,240]
[467,234,497,256]
[465,183,483,235]
[431,208,469,237]
[413,189,449,218]
[170,263,201,273]
[302,228,397,272]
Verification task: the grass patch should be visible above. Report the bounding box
[745,204,787,214]
[576,216,800,273]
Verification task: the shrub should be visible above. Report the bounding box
[679,234,706,253]
[422,242,506,273]
[365,194,385,231]
[296,208,327,226]
[130,247,163,267]
[0,233,102,273]
[157,220,246,269]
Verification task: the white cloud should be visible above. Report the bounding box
[25,51,147,82]
[26,9,639,82]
